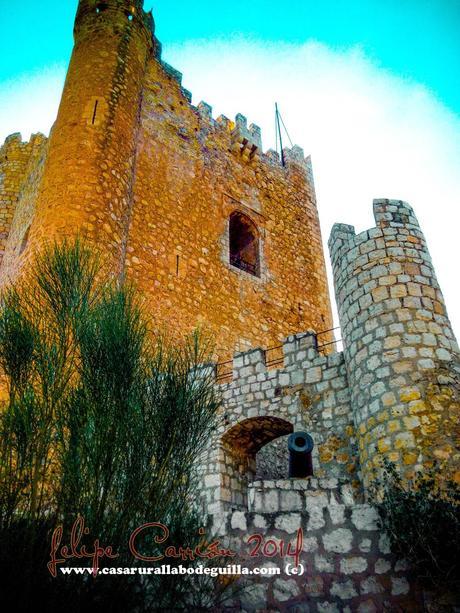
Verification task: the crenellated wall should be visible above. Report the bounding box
[124,56,333,358]
[198,332,359,516]
[2,3,459,609]
[0,133,48,270]
[0,0,156,284]
[193,199,459,609]
[329,199,460,489]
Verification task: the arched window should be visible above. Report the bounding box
[229,211,260,276]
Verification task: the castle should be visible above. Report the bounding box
[1,1,459,610]
[0,0,332,361]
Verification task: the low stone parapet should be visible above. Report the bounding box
[248,478,357,513]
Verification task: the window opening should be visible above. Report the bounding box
[229,212,260,277]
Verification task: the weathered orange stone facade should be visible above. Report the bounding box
[0,0,333,358]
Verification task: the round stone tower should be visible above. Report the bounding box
[329,199,460,491]
[2,0,156,281]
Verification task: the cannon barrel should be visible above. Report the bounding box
[288,431,314,478]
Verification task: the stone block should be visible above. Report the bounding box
[340,556,368,574]
[330,579,358,600]
[231,511,247,531]
[273,578,300,602]
[323,528,353,553]
[274,513,301,532]
[391,576,410,596]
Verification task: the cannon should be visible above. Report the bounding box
[288,431,314,478]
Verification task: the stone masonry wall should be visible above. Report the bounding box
[0,0,155,285]
[198,332,360,516]
[0,0,333,361]
[207,480,421,611]
[123,57,332,359]
[329,199,460,489]
[0,134,48,282]
[0,133,47,269]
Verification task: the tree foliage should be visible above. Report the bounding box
[0,241,223,611]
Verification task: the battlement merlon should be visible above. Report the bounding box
[1,133,23,149]
[193,103,315,179]
[211,330,343,385]
[329,199,422,267]
[282,146,317,187]
[1,132,48,158]
[231,332,323,378]
[372,198,420,230]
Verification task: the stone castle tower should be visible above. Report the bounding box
[195,199,459,610]
[330,200,459,489]
[0,0,333,359]
[1,2,459,608]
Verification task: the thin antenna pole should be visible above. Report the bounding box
[275,102,285,167]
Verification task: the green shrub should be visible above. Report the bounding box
[372,459,460,595]
[0,241,224,611]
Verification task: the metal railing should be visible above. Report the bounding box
[264,344,284,369]
[229,254,258,276]
[215,359,233,383]
[316,326,343,354]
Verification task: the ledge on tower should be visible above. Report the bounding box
[230,113,262,163]
[161,61,183,85]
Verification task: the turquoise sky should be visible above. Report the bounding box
[0,0,459,114]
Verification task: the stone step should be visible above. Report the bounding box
[248,478,356,513]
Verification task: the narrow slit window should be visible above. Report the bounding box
[91,100,99,125]
[229,212,260,277]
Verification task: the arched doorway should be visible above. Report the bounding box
[220,416,293,510]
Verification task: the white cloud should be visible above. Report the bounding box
[166,38,460,339]
[1,40,459,340]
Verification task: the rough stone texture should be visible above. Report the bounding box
[0,133,47,268]
[0,1,333,362]
[197,333,359,515]
[2,3,459,612]
[329,199,460,489]
[207,497,422,611]
[193,200,459,610]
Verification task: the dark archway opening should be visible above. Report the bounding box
[229,212,260,276]
[220,416,293,509]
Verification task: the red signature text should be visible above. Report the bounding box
[129,523,236,562]
[247,528,303,567]
[47,516,119,577]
